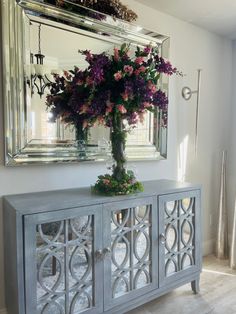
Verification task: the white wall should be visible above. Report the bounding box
[121,0,233,253]
[0,1,233,311]
[227,40,236,247]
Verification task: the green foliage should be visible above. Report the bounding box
[92,171,144,196]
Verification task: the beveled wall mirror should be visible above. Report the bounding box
[1,0,170,165]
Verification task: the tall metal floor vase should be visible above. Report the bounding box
[230,204,236,269]
[216,150,228,259]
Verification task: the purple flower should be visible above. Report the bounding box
[144,46,152,54]
[153,89,168,109]
[89,53,111,85]
[155,56,177,75]
[90,90,110,116]
[46,43,178,130]
[127,112,139,125]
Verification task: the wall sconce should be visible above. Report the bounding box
[181,69,202,154]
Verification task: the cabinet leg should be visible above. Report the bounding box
[191,277,200,294]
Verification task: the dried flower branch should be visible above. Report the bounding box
[45,0,138,22]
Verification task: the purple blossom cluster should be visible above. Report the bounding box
[155,55,177,75]
[82,50,111,85]
[46,44,178,130]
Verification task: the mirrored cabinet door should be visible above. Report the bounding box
[24,205,103,314]
[158,190,201,287]
[103,197,158,311]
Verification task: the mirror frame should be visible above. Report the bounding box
[1,0,170,165]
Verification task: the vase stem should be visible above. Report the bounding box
[75,123,88,158]
[111,115,126,181]
[75,123,87,142]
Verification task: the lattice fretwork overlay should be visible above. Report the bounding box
[36,216,94,314]
[164,198,195,277]
[110,205,152,299]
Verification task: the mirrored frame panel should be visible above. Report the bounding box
[2,0,170,165]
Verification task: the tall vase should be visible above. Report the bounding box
[75,123,88,142]
[111,114,127,181]
[230,204,236,269]
[75,123,88,158]
[216,150,228,259]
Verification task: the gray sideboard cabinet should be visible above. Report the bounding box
[3,180,202,314]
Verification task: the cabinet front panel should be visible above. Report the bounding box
[159,190,201,286]
[103,197,158,310]
[24,206,103,314]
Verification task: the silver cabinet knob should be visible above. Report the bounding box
[103,247,111,257]
[159,233,166,245]
[95,249,103,261]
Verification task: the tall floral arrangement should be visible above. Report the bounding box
[47,44,178,195]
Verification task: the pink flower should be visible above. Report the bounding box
[144,46,152,54]
[129,112,138,124]
[80,105,89,114]
[117,104,127,114]
[106,104,113,114]
[114,48,119,61]
[83,120,88,129]
[135,57,144,65]
[139,66,146,73]
[86,77,94,86]
[97,116,104,124]
[151,85,157,93]
[106,109,112,114]
[102,179,110,185]
[76,79,84,86]
[148,81,157,93]
[134,66,146,76]
[63,71,72,80]
[143,102,152,108]
[84,50,93,62]
[123,65,133,76]
[114,71,122,81]
[121,92,129,101]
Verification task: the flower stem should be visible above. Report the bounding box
[111,113,127,181]
[75,123,88,142]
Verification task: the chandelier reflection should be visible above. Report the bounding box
[28,23,53,98]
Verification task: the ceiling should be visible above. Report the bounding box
[136,0,236,39]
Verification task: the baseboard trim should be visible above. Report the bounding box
[0,308,7,314]
[203,239,214,256]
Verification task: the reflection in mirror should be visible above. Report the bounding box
[165,201,177,215]
[2,0,170,165]
[36,215,94,312]
[110,205,151,298]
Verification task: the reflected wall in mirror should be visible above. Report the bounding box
[2,0,170,165]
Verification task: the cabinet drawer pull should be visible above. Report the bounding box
[159,233,166,244]
[95,249,103,261]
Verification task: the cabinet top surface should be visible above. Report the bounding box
[3,179,201,215]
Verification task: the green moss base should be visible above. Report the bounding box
[92,171,144,196]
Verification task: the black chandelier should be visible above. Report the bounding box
[29,23,52,98]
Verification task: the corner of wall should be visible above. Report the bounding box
[203,239,215,256]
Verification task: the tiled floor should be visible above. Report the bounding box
[128,255,236,314]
